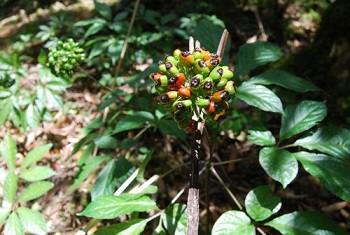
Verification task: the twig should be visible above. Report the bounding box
[113,0,141,80]
[216,29,229,58]
[252,6,268,41]
[210,166,243,210]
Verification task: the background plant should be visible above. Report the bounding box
[0,134,55,235]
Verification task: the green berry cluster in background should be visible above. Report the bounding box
[48,39,85,79]
[150,47,236,133]
[0,71,15,88]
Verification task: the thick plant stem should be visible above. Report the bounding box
[186,38,202,235]
[186,30,229,235]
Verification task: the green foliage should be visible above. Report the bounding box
[0,64,69,130]
[236,42,282,76]
[154,203,188,235]
[295,152,350,201]
[245,185,281,221]
[94,219,149,235]
[249,69,319,93]
[247,130,276,146]
[236,82,283,113]
[266,211,347,235]
[293,126,350,160]
[79,194,158,219]
[0,134,54,235]
[259,147,298,188]
[212,211,255,235]
[279,100,327,140]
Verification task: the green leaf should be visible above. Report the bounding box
[18,181,54,202]
[19,166,56,182]
[266,211,347,235]
[249,70,319,93]
[0,133,17,171]
[280,101,327,140]
[94,0,112,20]
[21,144,52,169]
[158,203,187,235]
[91,158,134,200]
[0,207,10,225]
[94,219,148,235]
[25,104,41,129]
[0,99,12,125]
[94,135,117,149]
[85,20,106,38]
[259,147,298,188]
[79,194,158,219]
[69,155,110,192]
[245,185,281,221]
[113,112,154,134]
[4,212,24,235]
[17,207,48,235]
[294,126,350,160]
[236,82,283,113]
[157,119,186,141]
[247,130,276,146]
[3,171,17,204]
[295,152,350,201]
[212,210,255,235]
[193,18,231,63]
[236,42,282,76]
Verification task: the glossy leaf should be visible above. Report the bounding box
[295,152,350,201]
[18,181,54,202]
[236,82,283,113]
[0,133,17,171]
[91,158,134,200]
[247,130,276,146]
[259,147,298,188]
[249,70,319,93]
[266,211,347,235]
[280,101,327,140]
[21,144,52,169]
[245,185,281,221]
[19,166,56,182]
[236,42,282,76]
[3,171,17,204]
[94,219,148,235]
[4,212,24,235]
[79,194,157,219]
[212,210,255,235]
[17,207,48,235]
[294,126,350,160]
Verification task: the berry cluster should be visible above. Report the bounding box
[150,48,236,132]
[48,39,85,78]
[0,71,15,88]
